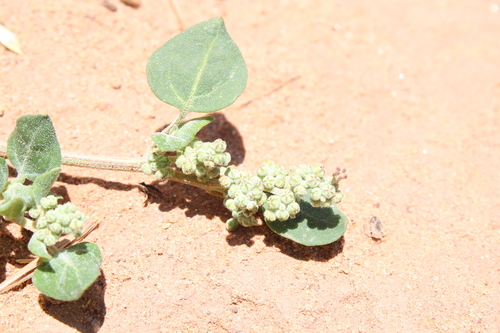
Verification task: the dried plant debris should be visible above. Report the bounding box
[120,0,141,8]
[364,216,384,240]
[0,23,22,54]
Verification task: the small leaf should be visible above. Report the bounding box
[0,196,28,221]
[264,198,348,246]
[33,242,102,301]
[147,17,247,113]
[0,158,8,193]
[32,168,61,202]
[152,116,213,152]
[0,23,23,55]
[151,133,186,152]
[28,237,52,262]
[7,115,61,181]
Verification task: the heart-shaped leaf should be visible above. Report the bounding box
[7,115,61,181]
[147,17,247,113]
[264,197,348,246]
[152,116,213,152]
[33,242,102,301]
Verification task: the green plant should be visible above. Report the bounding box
[0,17,347,301]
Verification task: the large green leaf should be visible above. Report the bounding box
[264,198,348,246]
[147,17,247,113]
[33,242,102,301]
[152,116,213,152]
[7,115,61,181]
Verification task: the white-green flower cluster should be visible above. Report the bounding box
[29,195,87,247]
[175,139,231,181]
[142,149,173,180]
[219,166,266,229]
[218,160,346,229]
[257,161,344,207]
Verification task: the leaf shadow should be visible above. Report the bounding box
[54,111,343,262]
[38,271,107,333]
[0,221,34,283]
[225,221,345,262]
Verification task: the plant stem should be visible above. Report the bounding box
[61,152,144,172]
[162,109,189,134]
[0,141,144,172]
[0,141,225,196]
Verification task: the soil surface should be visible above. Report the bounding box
[1,1,499,332]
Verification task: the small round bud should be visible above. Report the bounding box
[267,195,281,210]
[141,163,153,175]
[333,191,344,203]
[203,161,216,170]
[262,176,275,191]
[44,234,57,247]
[49,222,62,235]
[36,217,48,230]
[227,186,242,199]
[29,208,41,219]
[40,196,59,210]
[181,161,196,175]
[287,202,300,216]
[238,214,257,227]
[45,210,57,223]
[245,201,258,212]
[310,188,323,202]
[275,209,290,221]
[197,150,208,162]
[224,199,237,211]
[227,168,241,180]
[212,139,227,153]
[57,214,71,227]
[293,185,307,198]
[62,203,77,213]
[35,229,48,241]
[263,210,277,222]
[234,194,249,209]
[289,174,303,187]
[280,191,295,205]
[226,218,239,231]
[305,174,321,188]
[175,155,187,167]
[219,175,232,188]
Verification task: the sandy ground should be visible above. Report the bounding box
[0,0,499,332]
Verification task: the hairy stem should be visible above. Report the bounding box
[61,152,144,172]
[162,109,189,135]
[0,141,225,196]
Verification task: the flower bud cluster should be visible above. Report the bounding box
[176,139,231,181]
[290,164,344,207]
[219,166,266,229]
[142,150,173,180]
[29,195,87,247]
[257,161,290,190]
[262,190,301,222]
